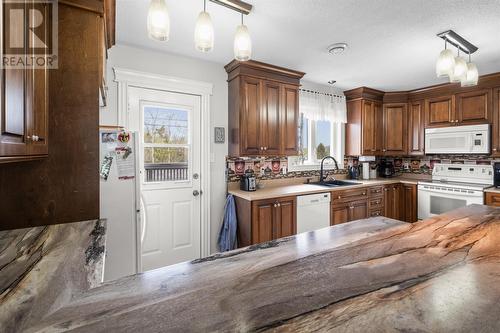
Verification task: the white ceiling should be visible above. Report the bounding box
[116,0,500,91]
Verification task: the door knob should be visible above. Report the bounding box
[193,190,200,196]
[193,173,199,179]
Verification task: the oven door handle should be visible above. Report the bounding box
[418,186,483,197]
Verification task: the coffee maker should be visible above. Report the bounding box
[378,160,395,178]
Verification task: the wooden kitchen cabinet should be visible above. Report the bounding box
[345,99,385,156]
[235,196,296,247]
[384,184,402,220]
[401,184,418,223]
[493,88,500,157]
[331,188,369,225]
[0,0,49,162]
[383,103,407,155]
[407,101,425,156]
[485,192,500,207]
[331,200,368,226]
[361,100,384,155]
[225,60,305,157]
[425,95,455,127]
[455,89,492,125]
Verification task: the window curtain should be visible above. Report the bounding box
[299,89,347,123]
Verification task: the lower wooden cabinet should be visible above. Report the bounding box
[485,192,500,207]
[384,184,402,220]
[401,184,418,223]
[235,196,296,247]
[331,199,368,225]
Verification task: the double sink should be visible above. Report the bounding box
[310,179,361,188]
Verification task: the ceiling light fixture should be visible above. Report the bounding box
[194,0,214,52]
[435,30,479,86]
[147,0,253,58]
[435,40,455,78]
[234,12,252,61]
[450,49,468,83]
[327,43,348,55]
[462,53,479,87]
[147,0,170,41]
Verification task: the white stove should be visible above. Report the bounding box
[417,164,493,220]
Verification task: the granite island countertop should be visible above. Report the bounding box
[0,220,106,332]
[4,204,500,332]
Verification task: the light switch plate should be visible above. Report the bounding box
[214,127,225,144]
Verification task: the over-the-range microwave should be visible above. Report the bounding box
[425,124,490,154]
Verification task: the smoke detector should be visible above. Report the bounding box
[327,43,348,55]
[328,80,336,85]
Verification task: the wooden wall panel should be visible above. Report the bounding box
[0,3,100,230]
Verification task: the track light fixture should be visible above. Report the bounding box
[435,30,479,86]
[148,0,253,61]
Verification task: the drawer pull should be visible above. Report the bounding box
[362,192,366,195]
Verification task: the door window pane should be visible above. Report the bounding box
[315,120,331,160]
[144,107,188,144]
[144,147,188,182]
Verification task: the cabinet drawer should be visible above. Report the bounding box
[332,188,368,204]
[370,209,383,217]
[369,186,384,197]
[485,192,500,207]
[369,197,384,209]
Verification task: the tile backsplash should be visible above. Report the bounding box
[227,154,500,183]
[226,156,351,183]
[373,154,498,175]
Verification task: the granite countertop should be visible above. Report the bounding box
[6,204,500,332]
[0,220,106,332]
[229,175,427,201]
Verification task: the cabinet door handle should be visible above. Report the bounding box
[260,147,263,151]
[337,195,341,199]
[362,192,366,195]
[264,147,267,151]
[494,148,498,152]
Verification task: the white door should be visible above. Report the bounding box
[128,87,202,271]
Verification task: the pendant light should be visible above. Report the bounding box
[147,0,170,41]
[461,53,479,87]
[234,12,252,61]
[194,0,214,52]
[435,40,455,78]
[449,49,467,83]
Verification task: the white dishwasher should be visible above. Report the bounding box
[297,192,331,234]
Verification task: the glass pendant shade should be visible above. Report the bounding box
[147,0,170,41]
[461,62,479,87]
[435,49,455,78]
[234,24,252,61]
[194,11,214,52]
[449,56,467,83]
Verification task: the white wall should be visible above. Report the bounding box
[100,44,228,279]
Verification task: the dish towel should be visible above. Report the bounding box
[218,194,238,252]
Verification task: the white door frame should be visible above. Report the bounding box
[114,68,213,272]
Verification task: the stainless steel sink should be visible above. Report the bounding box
[310,180,361,187]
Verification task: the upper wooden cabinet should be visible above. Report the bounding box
[425,90,492,128]
[0,0,49,162]
[424,95,455,127]
[225,60,305,157]
[383,103,407,155]
[407,101,424,156]
[492,88,500,156]
[456,89,492,125]
[345,87,385,156]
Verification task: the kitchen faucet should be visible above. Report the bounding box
[319,156,339,183]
